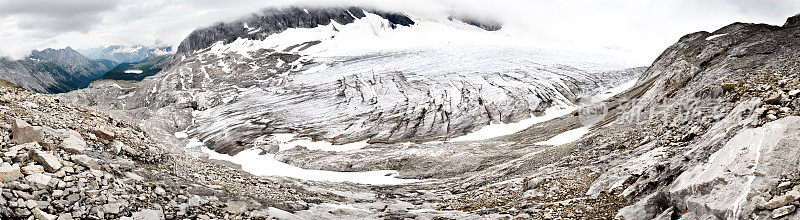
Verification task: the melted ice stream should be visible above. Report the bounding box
[190,139,417,185]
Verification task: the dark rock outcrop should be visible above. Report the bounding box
[784,13,800,27]
[174,6,414,56]
[448,15,503,31]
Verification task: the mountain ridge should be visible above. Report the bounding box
[0,47,112,93]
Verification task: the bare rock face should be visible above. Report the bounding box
[784,13,800,28]
[667,117,800,219]
[176,7,404,56]
[602,13,800,220]
[11,119,42,144]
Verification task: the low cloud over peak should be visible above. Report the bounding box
[0,0,799,63]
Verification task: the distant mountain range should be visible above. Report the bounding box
[78,45,172,64]
[0,47,112,93]
[0,45,174,93]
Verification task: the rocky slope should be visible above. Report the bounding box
[0,47,112,93]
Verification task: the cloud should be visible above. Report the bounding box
[1,0,799,63]
[0,0,120,33]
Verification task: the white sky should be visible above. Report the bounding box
[1,0,799,64]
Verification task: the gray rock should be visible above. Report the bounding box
[92,128,115,141]
[25,200,37,208]
[31,149,62,172]
[24,174,52,186]
[21,164,44,175]
[60,135,86,154]
[66,193,80,202]
[52,190,64,197]
[772,205,796,219]
[153,187,165,196]
[760,190,800,210]
[788,90,800,97]
[32,207,56,220]
[0,163,22,182]
[225,201,249,214]
[103,203,122,214]
[110,141,125,155]
[131,209,163,220]
[11,118,42,144]
[267,207,303,220]
[778,182,793,191]
[124,172,144,181]
[767,114,778,120]
[70,155,100,170]
[56,213,73,220]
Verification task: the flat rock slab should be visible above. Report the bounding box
[772,205,796,219]
[12,118,42,144]
[25,173,52,186]
[92,128,115,141]
[61,135,87,154]
[31,149,62,172]
[70,155,101,170]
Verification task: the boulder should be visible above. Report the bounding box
[21,164,44,175]
[103,203,122,214]
[30,149,62,172]
[25,174,52,186]
[0,163,22,182]
[772,205,796,219]
[70,155,101,170]
[11,118,42,144]
[56,213,73,220]
[759,190,800,210]
[225,201,249,214]
[60,135,86,154]
[131,209,163,220]
[32,208,56,220]
[92,128,115,141]
[788,90,800,97]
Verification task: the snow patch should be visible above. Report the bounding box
[191,139,416,185]
[535,126,591,146]
[591,78,638,101]
[269,133,369,152]
[450,106,575,142]
[706,33,728,41]
[174,132,188,139]
[124,70,144,74]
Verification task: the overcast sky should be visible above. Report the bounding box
[1,0,799,64]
